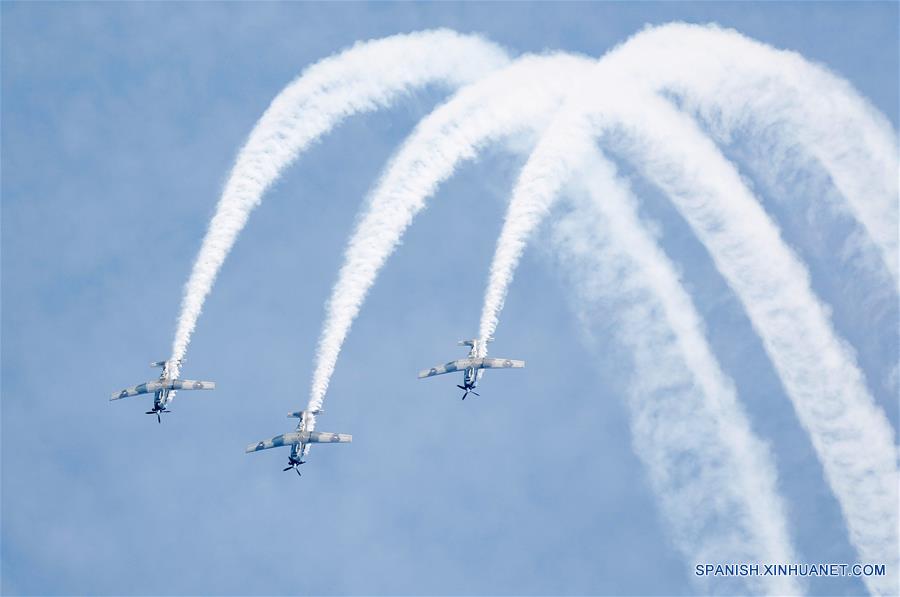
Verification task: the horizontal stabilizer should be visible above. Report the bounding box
[110,379,215,400]
[458,338,494,347]
[246,430,351,453]
[150,359,182,368]
[418,357,524,379]
[287,409,323,418]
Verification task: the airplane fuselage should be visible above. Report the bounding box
[289,442,306,466]
[151,366,178,411]
[462,365,482,390]
[461,343,485,389]
[152,387,175,411]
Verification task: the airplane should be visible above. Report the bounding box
[245,409,351,476]
[110,359,216,423]
[418,338,524,399]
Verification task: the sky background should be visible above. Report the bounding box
[2,2,897,595]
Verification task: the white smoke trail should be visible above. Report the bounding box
[610,95,899,597]
[168,30,509,376]
[305,53,597,423]
[481,23,900,345]
[551,149,800,595]
[619,23,899,280]
[481,59,897,593]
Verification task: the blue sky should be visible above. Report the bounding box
[2,2,897,595]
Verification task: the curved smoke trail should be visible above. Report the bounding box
[481,22,899,345]
[617,23,899,280]
[613,95,898,597]
[479,54,897,594]
[168,29,509,376]
[554,150,800,595]
[304,48,803,590]
[305,53,596,424]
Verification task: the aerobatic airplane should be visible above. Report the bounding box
[246,409,352,476]
[110,359,216,422]
[418,338,525,399]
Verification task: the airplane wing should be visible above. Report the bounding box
[417,358,479,379]
[417,357,525,379]
[171,379,216,391]
[110,381,165,400]
[246,432,304,453]
[478,358,525,370]
[246,431,351,453]
[307,431,352,444]
[110,379,216,400]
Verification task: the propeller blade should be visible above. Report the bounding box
[157,412,161,424]
[471,391,480,397]
[457,385,466,390]
[283,466,292,472]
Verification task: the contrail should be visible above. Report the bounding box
[305,53,596,425]
[168,30,509,376]
[620,23,899,280]
[481,57,897,593]
[551,149,800,595]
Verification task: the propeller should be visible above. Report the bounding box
[283,456,305,476]
[282,464,301,476]
[457,385,480,400]
[145,407,171,423]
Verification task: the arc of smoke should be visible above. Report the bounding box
[620,23,898,280]
[168,30,510,376]
[608,94,899,597]
[481,22,900,346]
[552,150,801,595]
[481,56,897,593]
[305,53,597,427]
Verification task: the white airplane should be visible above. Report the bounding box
[110,359,215,423]
[246,409,352,476]
[418,338,524,399]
